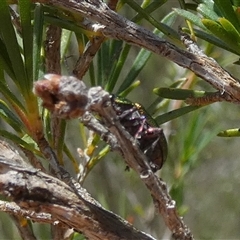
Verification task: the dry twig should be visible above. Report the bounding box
[41,0,240,102]
[34,74,194,239]
[0,140,155,240]
[73,0,118,79]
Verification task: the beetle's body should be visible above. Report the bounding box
[110,95,167,172]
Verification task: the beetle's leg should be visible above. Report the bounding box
[134,118,146,139]
[118,106,138,120]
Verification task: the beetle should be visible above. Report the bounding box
[110,95,168,172]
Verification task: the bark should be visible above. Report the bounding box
[0,140,155,240]
[33,75,194,239]
[40,0,240,103]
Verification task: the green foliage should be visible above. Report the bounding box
[174,0,240,55]
[0,0,239,239]
[0,1,43,148]
[218,128,240,137]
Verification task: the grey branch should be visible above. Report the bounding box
[87,80,193,239]
[73,0,118,79]
[0,140,155,240]
[44,0,240,102]
[34,75,194,239]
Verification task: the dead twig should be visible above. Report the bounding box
[42,0,240,102]
[73,0,118,79]
[0,141,155,240]
[34,74,194,239]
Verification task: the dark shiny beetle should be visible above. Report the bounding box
[110,95,168,172]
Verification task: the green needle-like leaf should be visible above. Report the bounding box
[132,0,167,23]
[105,40,125,91]
[117,47,152,94]
[154,88,199,100]
[124,0,178,38]
[0,100,23,133]
[97,46,104,86]
[0,81,26,113]
[117,11,177,94]
[155,105,202,125]
[0,130,40,155]
[100,42,111,86]
[232,0,240,6]
[202,18,240,54]
[197,3,220,21]
[89,62,96,86]
[214,0,240,31]
[33,3,44,80]
[19,0,33,92]
[56,120,66,165]
[154,88,216,100]
[63,144,80,173]
[118,80,141,98]
[218,128,240,137]
[106,43,130,92]
[86,145,110,173]
[0,38,16,80]
[173,8,207,30]
[60,29,72,62]
[218,17,240,43]
[0,2,27,93]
